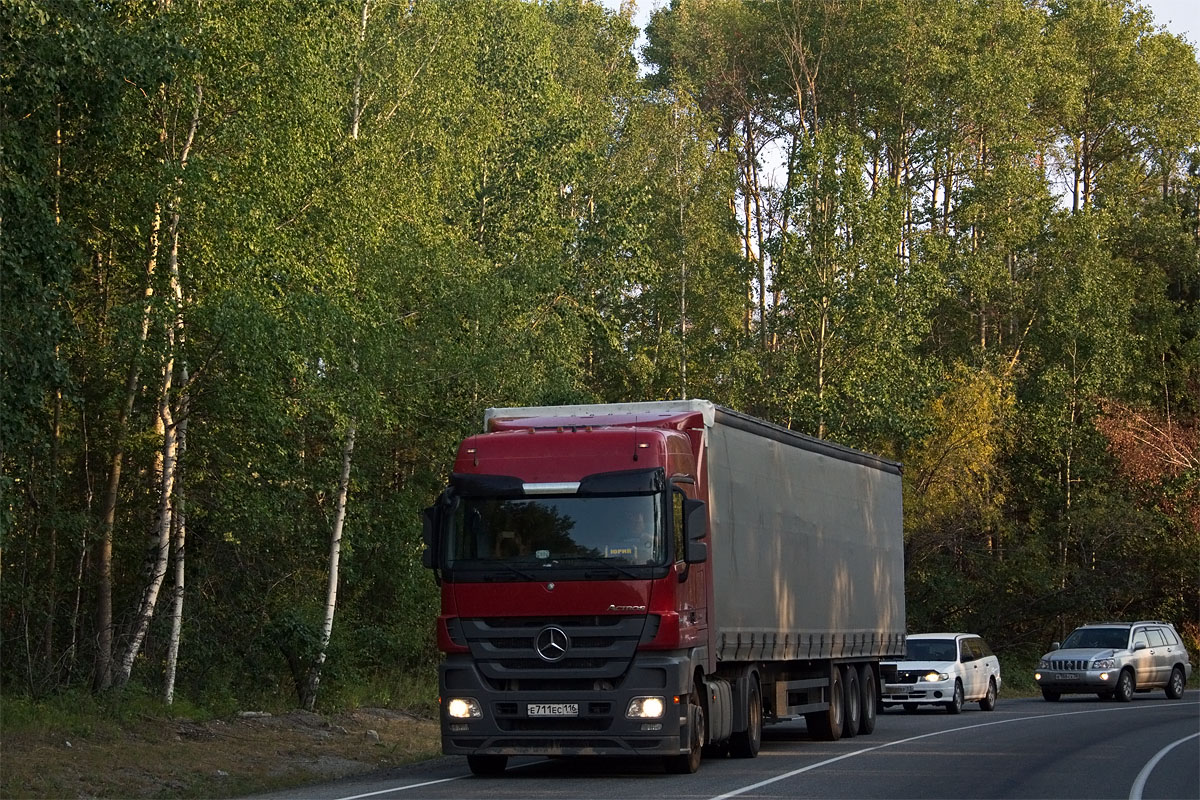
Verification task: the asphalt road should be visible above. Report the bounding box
[252,694,1199,800]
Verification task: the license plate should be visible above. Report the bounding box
[528,703,578,717]
[1054,673,1077,680]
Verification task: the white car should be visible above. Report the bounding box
[881,633,1001,714]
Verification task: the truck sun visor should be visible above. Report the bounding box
[577,467,665,496]
[448,473,525,497]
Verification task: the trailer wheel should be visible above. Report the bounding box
[857,663,878,735]
[466,754,508,776]
[729,679,762,758]
[805,666,844,741]
[841,665,861,738]
[666,695,705,774]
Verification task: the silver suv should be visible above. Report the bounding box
[1035,621,1193,702]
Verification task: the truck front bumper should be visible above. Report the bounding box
[439,653,693,757]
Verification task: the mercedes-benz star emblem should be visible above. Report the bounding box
[535,626,569,663]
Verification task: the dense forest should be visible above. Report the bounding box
[3,0,1198,709]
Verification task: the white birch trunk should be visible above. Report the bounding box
[304,424,356,710]
[163,368,189,705]
[113,84,201,688]
[114,219,181,688]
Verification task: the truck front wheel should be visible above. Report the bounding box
[666,696,705,774]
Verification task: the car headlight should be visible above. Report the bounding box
[923,671,949,682]
[626,696,666,719]
[1092,658,1116,670]
[444,697,483,719]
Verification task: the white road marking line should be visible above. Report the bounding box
[331,758,551,799]
[1128,732,1199,800]
[335,776,466,799]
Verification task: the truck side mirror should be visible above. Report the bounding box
[421,506,438,570]
[683,498,708,564]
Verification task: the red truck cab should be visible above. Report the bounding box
[423,408,710,774]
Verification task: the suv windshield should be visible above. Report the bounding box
[1061,627,1129,649]
[447,494,665,569]
[906,639,957,661]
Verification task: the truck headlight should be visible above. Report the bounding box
[1092,658,1116,670]
[626,696,666,719]
[445,697,483,719]
[923,672,949,682]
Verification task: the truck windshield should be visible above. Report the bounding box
[447,494,664,569]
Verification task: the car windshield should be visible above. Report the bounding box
[446,493,665,568]
[1061,627,1129,649]
[905,639,957,662]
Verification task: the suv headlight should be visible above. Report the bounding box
[923,671,950,682]
[1037,659,1051,669]
[1092,658,1116,670]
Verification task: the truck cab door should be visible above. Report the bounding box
[671,485,708,643]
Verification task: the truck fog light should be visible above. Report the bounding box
[641,722,663,731]
[446,697,483,719]
[626,696,666,719]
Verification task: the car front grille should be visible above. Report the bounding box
[893,670,926,685]
[1046,659,1090,671]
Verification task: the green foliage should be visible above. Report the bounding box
[2,0,1197,713]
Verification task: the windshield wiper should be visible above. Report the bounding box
[552,556,643,579]
[478,561,541,581]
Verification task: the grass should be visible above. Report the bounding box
[0,675,442,800]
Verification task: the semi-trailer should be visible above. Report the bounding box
[422,400,906,774]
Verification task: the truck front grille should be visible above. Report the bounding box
[461,615,650,690]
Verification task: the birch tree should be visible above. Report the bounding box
[113,82,202,689]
